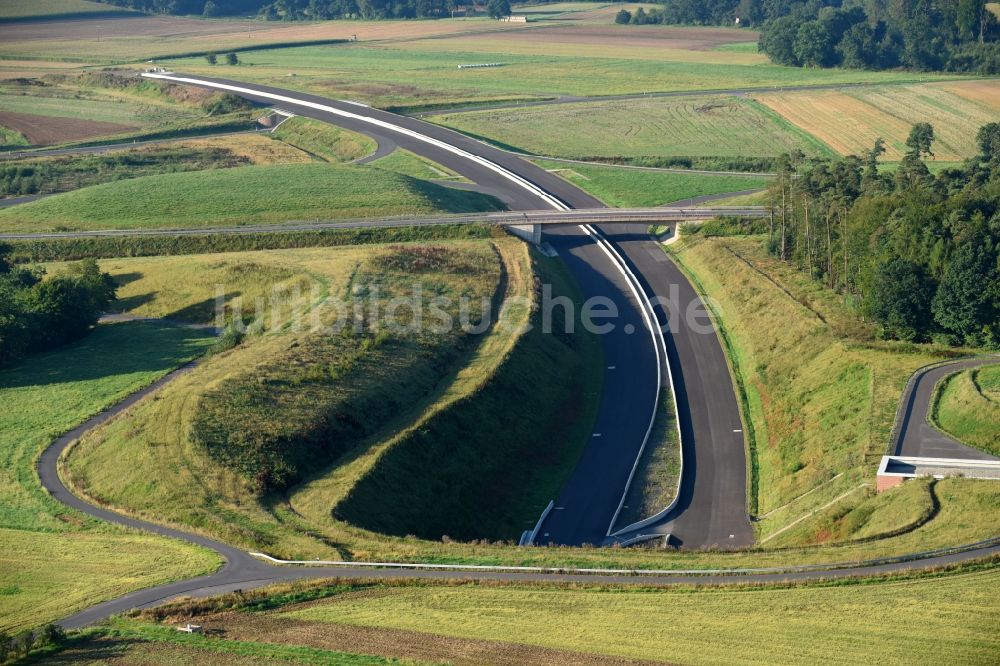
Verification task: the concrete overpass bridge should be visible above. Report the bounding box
[0,206,769,242]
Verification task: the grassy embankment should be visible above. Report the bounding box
[432,95,834,170]
[0,162,504,232]
[663,231,979,544]
[57,238,1000,569]
[0,322,220,633]
[532,158,771,207]
[269,116,376,163]
[6,224,498,263]
[931,364,1000,457]
[614,389,680,529]
[46,565,992,666]
[370,149,469,183]
[63,239,599,556]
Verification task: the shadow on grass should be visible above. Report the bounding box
[166,293,239,325]
[0,321,212,390]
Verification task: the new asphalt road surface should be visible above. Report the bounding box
[893,357,1000,460]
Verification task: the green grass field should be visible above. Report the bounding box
[0,321,220,633]
[105,568,999,666]
[370,149,467,181]
[432,96,833,162]
[282,571,1000,665]
[0,163,503,232]
[931,364,1000,457]
[154,43,965,111]
[533,159,771,206]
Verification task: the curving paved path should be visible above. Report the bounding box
[893,357,1000,460]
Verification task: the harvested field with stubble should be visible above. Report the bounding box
[754,81,1000,160]
[0,13,520,61]
[185,611,657,666]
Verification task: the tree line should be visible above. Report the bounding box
[765,122,1000,348]
[95,0,502,19]
[0,246,117,367]
[614,0,1000,74]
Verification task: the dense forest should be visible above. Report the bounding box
[763,122,1000,347]
[94,0,509,20]
[0,248,117,367]
[614,0,1000,73]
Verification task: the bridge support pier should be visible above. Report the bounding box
[506,224,542,245]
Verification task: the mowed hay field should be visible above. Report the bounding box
[0,321,220,633]
[169,571,1000,666]
[754,81,1000,161]
[432,96,832,160]
[0,163,503,232]
[932,363,1000,457]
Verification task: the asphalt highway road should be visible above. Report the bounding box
[599,223,754,548]
[32,74,1000,630]
[141,71,731,548]
[893,357,1000,460]
[408,79,997,117]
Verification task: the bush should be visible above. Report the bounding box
[0,248,116,368]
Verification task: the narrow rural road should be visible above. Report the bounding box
[44,352,1000,629]
[893,357,1000,460]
